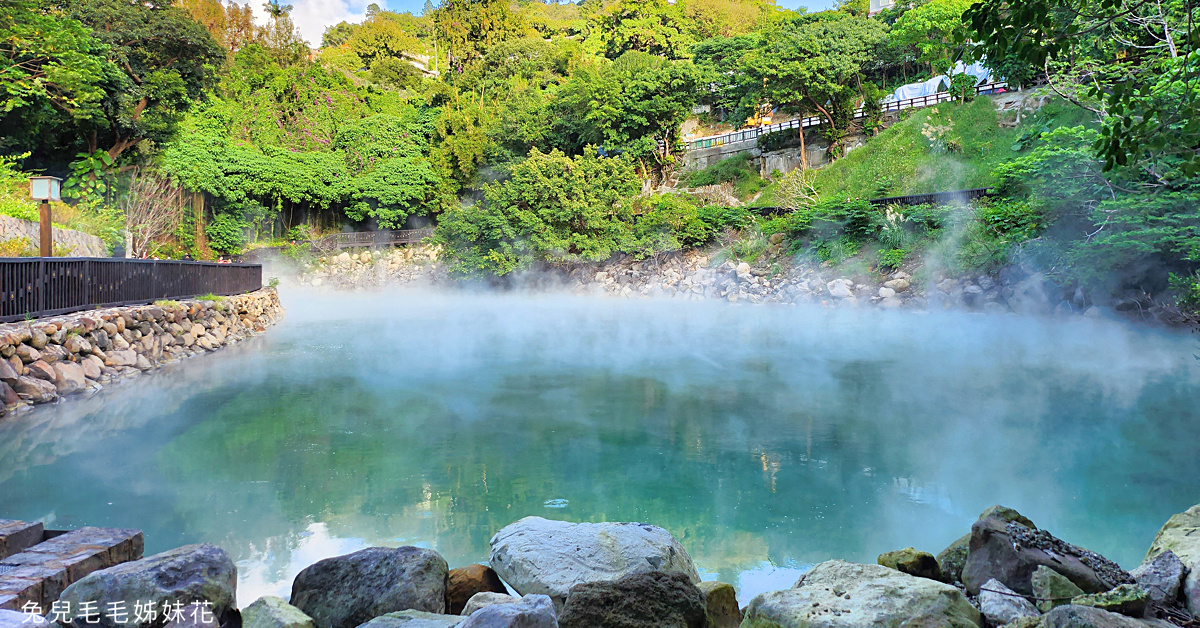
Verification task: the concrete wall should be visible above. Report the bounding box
[0,215,108,257]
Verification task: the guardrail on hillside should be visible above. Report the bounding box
[686,82,1009,151]
[750,187,997,215]
[312,229,433,252]
[0,258,262,323]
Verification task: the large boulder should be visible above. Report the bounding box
[939,505,1037,585]
[962,517,1126,596]
[291,547,448,628]
[355,611,462,628]
[740,560,981,628]
[877,547,942,581]
[488,517,698,610]
[1145,504,1200,566]
[457,595,555,628]
[1033,565,1085,613]
[12,375,56,403]
[243,596,315,628]
[1042,604,1154,628]
[695,581,740,628]
[557,571,705,628]
[1130,550,1185,604]
[56,544,237,628]
[978,578,1038,626]
[53,362,86,394]
[447,566,506,615]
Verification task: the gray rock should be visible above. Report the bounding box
[1033,566,1085,613]
[457,595,555,628]
[290,547,449,628]
[0,358,19,383]
[877,547,942,581]
[1042,604,1149,628]
[695,581,740,628]
[57,543,237,628]
[0,610,47,628]
[937,535,971,584]
[243,596,315,628]
[1185,561,1199,614]
[963,517,1116,596]
[164,602,221,628]
[356,611,463,628]
[53,362,86,394]
[461,593,517,617]
[979,578,1038,625]
[1145,504,1200,566]
[740,560,981,628]
[12,375,57,403]
[1129,550,1184,604]
[558,571,704,628]
[489,517,698,610]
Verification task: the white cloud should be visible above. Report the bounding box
[248,0,371,46]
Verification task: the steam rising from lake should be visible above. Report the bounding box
[1,286,1197,605]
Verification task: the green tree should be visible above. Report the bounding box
[744,12,886,154]
[0,0,121,154]
[594,0,695,59]
[434,0,525,65]
[60,0,225,160]
[889,0,972,74]
[965,0,1199,178]
[322,21,358,48]
[435,147,640,276]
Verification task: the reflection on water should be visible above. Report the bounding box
[1,287,1198,606]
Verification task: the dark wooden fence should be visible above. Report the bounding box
[0,258,262,323]
[686,82,1009,151]
[751,187,997,216]
[312,228,433,252]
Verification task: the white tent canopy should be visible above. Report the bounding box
[883,60,993,102]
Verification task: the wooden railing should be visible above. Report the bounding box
[750,187,998,216]
[312,229,433,252]
[686,82,1009,151]
[0,258,262,323]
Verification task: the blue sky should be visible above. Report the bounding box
[286,0,834,45]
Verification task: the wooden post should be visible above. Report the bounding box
[39,201,51,257]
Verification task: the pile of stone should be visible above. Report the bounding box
[0,288,282,415]
[6,504,1195,628]
[300,246,444,290]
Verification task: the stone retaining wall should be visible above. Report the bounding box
[0,215,107,258]
[0,288,282,415]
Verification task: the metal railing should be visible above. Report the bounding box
[0,258,262,323]
[686,82,1009,151]
[312,229,434,252]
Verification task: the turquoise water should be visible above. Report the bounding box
[1,288,1198,605]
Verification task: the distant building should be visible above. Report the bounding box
[869,0,896,15]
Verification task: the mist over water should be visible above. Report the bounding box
[1,286,1198,605]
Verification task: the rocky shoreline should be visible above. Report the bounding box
[0,287,283,416]
[296,244,1192,325]
[4,504,1196,628]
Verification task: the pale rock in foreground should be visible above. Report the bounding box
[1145,504,1200,565]
[56,543,237,628]
[978,578,1038,625]
[461,593,518,617]
[740,560,981,628]
[243,596,316,628]
[457,594,555,628]
[356,611,463,628]
[488,516,698,610]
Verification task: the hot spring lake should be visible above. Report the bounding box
[2,288,1199,604]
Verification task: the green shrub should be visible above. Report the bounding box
[878,248,908,269]
[207,213,247,254]
[696,205,753,232]
[687,154,766,198]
